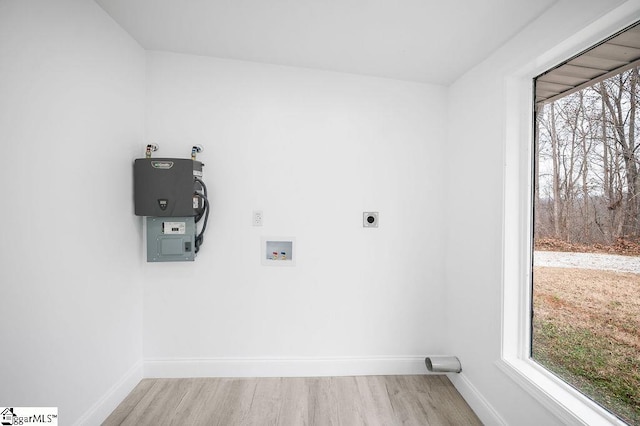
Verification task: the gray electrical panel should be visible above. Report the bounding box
[146,217,196,262]
[134,158,203,217]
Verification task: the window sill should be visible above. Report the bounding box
[496,357,627,426]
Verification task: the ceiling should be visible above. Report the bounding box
[536,21,640,105]
[94,0,556,85]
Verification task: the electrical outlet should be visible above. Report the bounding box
[363,212,379,228]
[253,210,263,227]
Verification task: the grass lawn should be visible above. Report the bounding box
[532,266,640,425]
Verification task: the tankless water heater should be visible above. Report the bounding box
[134,158,203,217]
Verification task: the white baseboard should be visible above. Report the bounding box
[144,356,428,378]
[449,373,507,426]
[73,360,143,426]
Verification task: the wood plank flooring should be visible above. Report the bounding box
[103,375,482,426]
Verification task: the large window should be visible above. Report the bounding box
[532,21,640,425]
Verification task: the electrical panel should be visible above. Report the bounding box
[134,145,209,262]
[146,217,196,262]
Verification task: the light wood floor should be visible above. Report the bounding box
[103,375,481,426]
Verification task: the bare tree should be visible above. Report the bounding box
[535,66,640,245]
[597,67,640,238]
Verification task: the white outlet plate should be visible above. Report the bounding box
[253,210,263,226]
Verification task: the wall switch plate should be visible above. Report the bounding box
[363,212,378,227]
[253,210,263,226]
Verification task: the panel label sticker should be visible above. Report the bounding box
[163,222,186,234]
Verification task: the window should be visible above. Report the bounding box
[497,4,640,424]
[531,19,640,424]
[531,22,640,425]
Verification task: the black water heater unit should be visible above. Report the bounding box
[134,158,203,217]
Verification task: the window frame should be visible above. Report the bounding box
[498,3,640,425]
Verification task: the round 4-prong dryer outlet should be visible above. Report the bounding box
[363,212,379,228]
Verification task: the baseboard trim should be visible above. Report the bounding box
[73,360,143,426]
[449,373,507,426]
[144,356,428,378]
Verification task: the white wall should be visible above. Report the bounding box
[444,0,629,424]
[143,52,448,375]
[0,0,145,423]
[4,0,633,423]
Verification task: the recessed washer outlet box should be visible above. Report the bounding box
[363,212,379,228]
[261,237,296,266]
